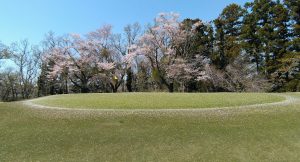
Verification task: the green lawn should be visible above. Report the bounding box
[1,93,300,161]
[31,93,284,109]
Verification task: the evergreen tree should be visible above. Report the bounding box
[275,0,300,91]
[213,3,244,69]
[285,0,300,52]
[181,19,214,59]
[241,2,262,72]
[253,0,277,76]
[271,1,289,65]
[270,0,291,90]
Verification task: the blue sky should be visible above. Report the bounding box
[0,0,249,45]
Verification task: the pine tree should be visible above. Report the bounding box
[213,18,226,69]
[181,19,214,60]
[276,0,300,91]
[270,1,290,89]
[213,3,244,69]
[241,2,262,72]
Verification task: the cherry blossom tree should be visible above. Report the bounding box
[87,24,127,92]
[126,13,209,92]
[38,32,67,95]
[112,23,141,92]
[45,25,124,93]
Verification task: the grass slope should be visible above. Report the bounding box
[0,93,300,161]
[31,93,284,109]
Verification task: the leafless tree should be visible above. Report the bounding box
[11,40,40,99]
[206,55,269,92]
[111,22,141,92]
[0,68,19,101]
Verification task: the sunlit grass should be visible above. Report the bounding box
[31,93,284,109]
[0,93,300,161]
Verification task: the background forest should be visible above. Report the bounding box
[0,0,299,101]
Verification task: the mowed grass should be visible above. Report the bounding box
[0,93,300,161]
[31,93,284,109]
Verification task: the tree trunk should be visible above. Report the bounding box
[168,83,174,93]
[110,83,118,93]
[65,79,69,94]
[126,68,133,92]
[81,85,89,93]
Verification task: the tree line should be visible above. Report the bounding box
[0,0,299,101]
